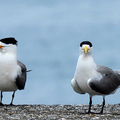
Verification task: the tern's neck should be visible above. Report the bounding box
[81,53,94,60]
[79,53,96,68]
[0,48,17,63]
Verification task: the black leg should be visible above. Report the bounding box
[100,96,105,114]
[9,91,15,105]
[0,91,3,106]
[1,91,2,102]
[88,95,92,113]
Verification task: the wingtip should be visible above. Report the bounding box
[26,70,32,72]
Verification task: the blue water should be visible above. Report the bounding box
[0,0,120,105]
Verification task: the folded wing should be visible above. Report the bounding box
[15,60,27,90]
[88,65,120,95]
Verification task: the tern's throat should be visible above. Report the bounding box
[76,54,97,77]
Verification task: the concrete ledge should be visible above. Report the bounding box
[0,104,120,119]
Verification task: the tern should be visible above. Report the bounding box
[71,41,120,113]
[0,37,27,105]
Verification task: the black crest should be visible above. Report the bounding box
[0,37,18,45]
[80,41,92,47]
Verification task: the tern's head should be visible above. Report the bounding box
[0,37,17,53]
[80,41,93,54]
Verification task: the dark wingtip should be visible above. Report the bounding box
[26,70,32,72]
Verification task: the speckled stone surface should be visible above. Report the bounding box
[0,104,120,119]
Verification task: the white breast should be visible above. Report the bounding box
[74,55,101,95]
[0,53,18,91]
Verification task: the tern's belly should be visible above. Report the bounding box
[0,67,18,91]
[75,69,101,95]
[76,78,100,95]
[0,79,17,91]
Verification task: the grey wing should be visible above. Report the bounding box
[16,60,27,90]
[88,65,120,95]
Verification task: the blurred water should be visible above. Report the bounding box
[0,0,120,105]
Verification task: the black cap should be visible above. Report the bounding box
[80,41,92,47]
[0,37,17,45]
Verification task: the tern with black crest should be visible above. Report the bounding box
[71,41,120,113]
[0,37,27,105]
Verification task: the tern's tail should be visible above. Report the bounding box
[114,70,120,75]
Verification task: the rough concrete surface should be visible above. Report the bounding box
[0,104,120,120]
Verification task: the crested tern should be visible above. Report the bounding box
[71,41,120,113]
[0,37,27,105]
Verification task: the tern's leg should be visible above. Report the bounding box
[0,91,3,106]
[100,96,105,114]
[9,91,15,105]
[88,95,92,113]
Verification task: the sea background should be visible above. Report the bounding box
[0,0,120,105]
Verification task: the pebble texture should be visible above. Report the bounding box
[0,104,120,119]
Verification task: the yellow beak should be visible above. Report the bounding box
[82,46,89,53]
[0,45,4,49]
